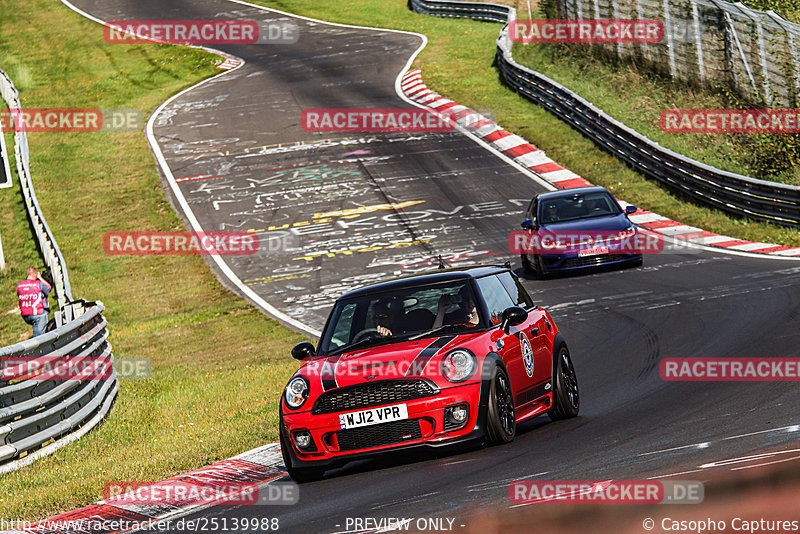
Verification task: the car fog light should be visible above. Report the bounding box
[444,403,470,430]
[293,430,314,451]
[452,405,468,422]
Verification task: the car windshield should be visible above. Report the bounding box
[318,281,484,356]
[538,191,621,224]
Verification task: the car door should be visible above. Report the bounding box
[497,272,553,398]
[475,274,539,405]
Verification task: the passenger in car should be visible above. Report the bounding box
[433,286,480,328]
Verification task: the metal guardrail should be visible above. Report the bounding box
[0,304,118,472]
[0,67,118,471]
[0,69,77,324]
[0,114,11,190]
[410,0,800,227]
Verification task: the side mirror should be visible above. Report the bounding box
[291,342,315,361]
[500,306,528,334]
[625,205,637,215]
[521,219,535,230]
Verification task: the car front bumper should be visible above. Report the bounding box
[541,252,642,273]
[280,381,486,469]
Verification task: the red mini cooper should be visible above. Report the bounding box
[279,265,579,482]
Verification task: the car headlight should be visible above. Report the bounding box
[619,226,636,239]
[284,376,309,409]
[441,349,477,383]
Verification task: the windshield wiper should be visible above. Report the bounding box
[409,324,468,341]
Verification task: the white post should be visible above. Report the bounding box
[636,0,646,60]
[663,0,677,78]
[612,0,623,57]
[0,112,12,190]
[691,0,706,82]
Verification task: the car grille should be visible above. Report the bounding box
[311,379,439,415]
[558,254,634,269]
[336,419,423,452]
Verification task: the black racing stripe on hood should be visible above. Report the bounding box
[405,336,457,376]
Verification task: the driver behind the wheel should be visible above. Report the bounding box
[369,302,401,337]
[543,202,559,224]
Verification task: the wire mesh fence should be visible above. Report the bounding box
[553,0,800,106]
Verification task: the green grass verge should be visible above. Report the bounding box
[0,0,305,520]
[1,0,798,522]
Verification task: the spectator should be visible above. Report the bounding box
[17,267,51,337]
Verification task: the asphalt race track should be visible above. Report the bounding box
[66,0,800,532]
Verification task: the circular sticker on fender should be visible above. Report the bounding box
[519,332,534,377]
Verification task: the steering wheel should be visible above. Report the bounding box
[352,328,382,343]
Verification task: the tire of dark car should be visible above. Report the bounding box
[520,253,533,273]
[521,253,546,279]
[548,343,580,421]
[486,365,516,444]
[280,424,324,483]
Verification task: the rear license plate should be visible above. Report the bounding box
[578,246,609,257]
[338,404,409,430]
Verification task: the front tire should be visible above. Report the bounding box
[521,253,546,279]
[521,253,534,273]
[279,424,324,483]
[486,365,516,444]
[548,344,580,421]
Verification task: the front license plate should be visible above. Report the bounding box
[338,404,409,430]
[578,246,609,257]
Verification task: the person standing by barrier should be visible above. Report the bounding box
[17,267,51,337]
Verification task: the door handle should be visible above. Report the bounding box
[530,327,539,336]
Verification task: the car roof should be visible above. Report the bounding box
[338,265,511,299]
[536,186,610,203]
